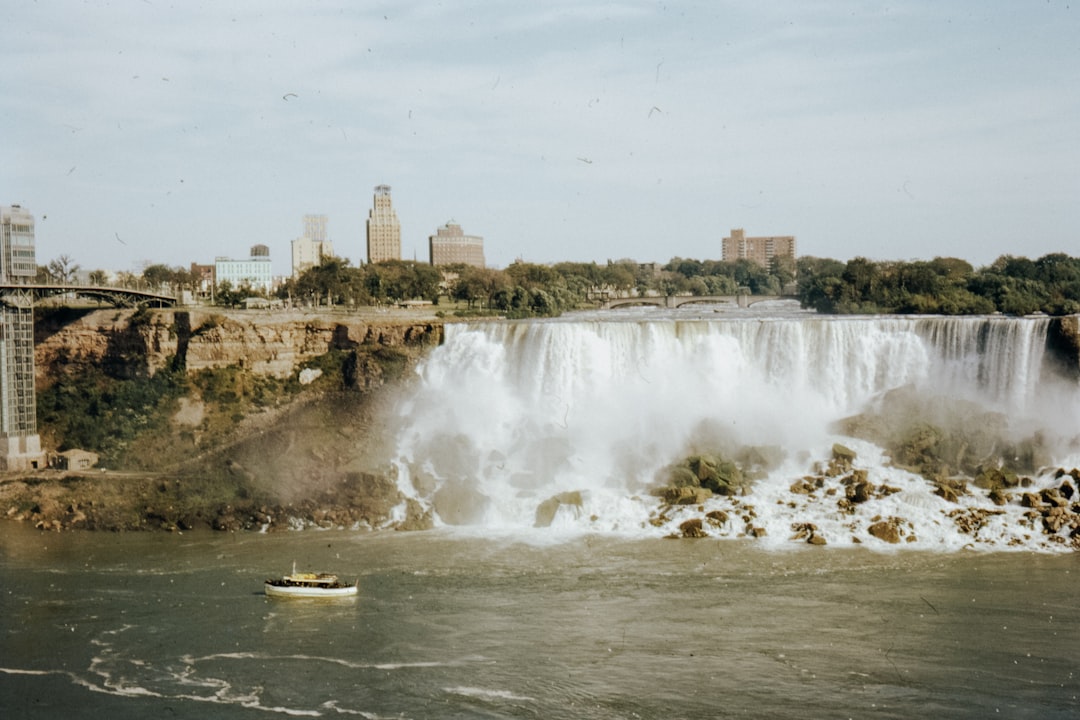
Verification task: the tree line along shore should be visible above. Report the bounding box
[43,251,1080,319]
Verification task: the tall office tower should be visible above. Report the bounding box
[0,205,44,470]
[429,221,485,268]
[291,214,335,277]
[366,184,401,264]
[303,214,328,244]
[721,228,797,266]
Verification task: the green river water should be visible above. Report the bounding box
[1,523,1077,719]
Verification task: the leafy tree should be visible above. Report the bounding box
[451,266,509,309]
[47,254,80,284]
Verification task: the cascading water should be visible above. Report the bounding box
[389,312,1080,550]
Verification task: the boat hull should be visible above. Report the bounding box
[264,582,358,599]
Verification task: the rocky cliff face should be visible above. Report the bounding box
[35,308,443,386]
[1047,315,1080,381]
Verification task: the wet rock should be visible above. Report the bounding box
[949,508,1005,535]
[705,510,728,526]
[661,486,713,506]
[689,455,746,496]
[1041,487,1069,508]
[212,512,242,532]
[534,491,584,528]
[1043,506,1070,533]
[791,522,826,544]
[679,518,707,538]
[826,444,857,477]
[846,479,873,504]
[868,518,904,544]
[974,467,1021,491]
[934,478,968,504]
[396,498,434,531]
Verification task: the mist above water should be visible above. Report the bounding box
[389,309,1080,546]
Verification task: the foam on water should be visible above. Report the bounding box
[389,314,1080,550]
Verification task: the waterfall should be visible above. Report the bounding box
[388,314,1079,546]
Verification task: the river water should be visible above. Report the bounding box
[2,523,1078,719]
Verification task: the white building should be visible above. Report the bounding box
[215,244,274,294]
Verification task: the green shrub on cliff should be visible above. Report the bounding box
[38,361,189,466]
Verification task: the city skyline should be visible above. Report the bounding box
[4,3,1078,276]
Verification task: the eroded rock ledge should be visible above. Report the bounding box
[35,308,443,384]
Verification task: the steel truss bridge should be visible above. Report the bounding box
[0,283,177,308]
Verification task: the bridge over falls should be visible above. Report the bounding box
[0,283,178,308]
[600,294,798,310]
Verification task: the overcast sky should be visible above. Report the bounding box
[4,1,1078,276]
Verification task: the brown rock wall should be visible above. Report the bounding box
[1046,315,1080,381]
[35,308,443,387]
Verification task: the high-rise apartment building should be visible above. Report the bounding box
[0,204,44,470]
[429,221,485,268]
[0,204,37,281]
[366,184,401,264]
[721,228,797,266]
[291,214,334,277]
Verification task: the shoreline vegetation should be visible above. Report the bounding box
[6,251,1080,537]
[48,251,1080,321]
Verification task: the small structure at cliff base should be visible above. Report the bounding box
[51,448,99,471]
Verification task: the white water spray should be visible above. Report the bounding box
[390,314,1079,548]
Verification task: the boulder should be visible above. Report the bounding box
[827,443,857,476]
[846,479,873,504]
[934,478,968,504]
[789,520,827,544]
[661,486,713,506]
[1041,487,1069,508]
[705,510,728,526]
[832,443,857,465]
[679,518,707,538]
[396,498,434,531]
[868,519,903,544]
[689,455,745,495]
[973,467,1020,490]
[534,491,584,528]
[1021,492,1042,509]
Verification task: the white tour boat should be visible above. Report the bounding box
[264,565,359,599]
